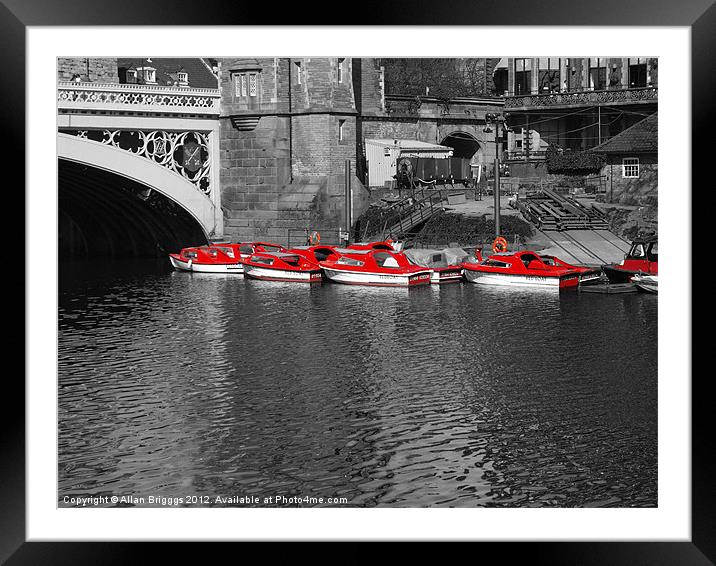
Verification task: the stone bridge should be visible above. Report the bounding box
[57,80,222,257]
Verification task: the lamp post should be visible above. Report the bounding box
[484,112,510,238]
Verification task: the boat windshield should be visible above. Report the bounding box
[647,242,658,262]
[313,248,337,261]
[214,246,234,258]
[336,257,364,267]
[481,259,510,268]
[519,253,541,268]
[629,243,646,258]
[182,250,198,259]
[251,256,274,265]
[239,244,255,254]
[374,252,400,268]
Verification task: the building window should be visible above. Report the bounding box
[177,72,188,84]
[233,72,259,97]
[249,73,258,96]
[126,69,137,83]
[589,58,607,91]
[622,157,640,178]
[538,57,560,93]
[234,74,246,96]
[337,58,345,84]
[514,58,531,95]
[295,61,302,84]
[338,119,346,141]
[628,58,647,88]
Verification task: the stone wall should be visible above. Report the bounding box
[57,58,119,83]
[601,155,657,205]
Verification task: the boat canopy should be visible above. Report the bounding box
[405,247,469,268]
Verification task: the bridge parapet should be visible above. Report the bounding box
[58,81,221,116]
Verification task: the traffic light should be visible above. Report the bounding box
[523,128,532,154]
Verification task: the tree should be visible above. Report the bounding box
[379,58,500,98]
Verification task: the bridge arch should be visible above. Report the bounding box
[58,134,220,258]
[440,130,483,162]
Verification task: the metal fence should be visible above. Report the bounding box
[286,228,343,249]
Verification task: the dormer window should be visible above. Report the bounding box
[126,69,137,83]
[136,66,156,84]
[177,71,188,85]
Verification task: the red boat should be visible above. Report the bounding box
[319,249,432,287]
[462,249,599,289]
[242,251,323,283]
[602,236,658,283]
[169,241,285,274]
[169,244,244,274]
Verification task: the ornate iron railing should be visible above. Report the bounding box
[505,87,658,109]
[57,81,221,115]
[60,128,213,195]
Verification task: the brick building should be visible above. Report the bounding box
[218,58,503,243]
[592,112,658,205]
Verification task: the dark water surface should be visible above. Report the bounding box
[58,259,657,508]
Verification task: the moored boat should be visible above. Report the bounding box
[404,247,468,284]
[602,236,658,283]
[169,244,244,274]
[319,249,432,287]
[462,249,598,289]
[242,251,323,283]
[631,273,658,293]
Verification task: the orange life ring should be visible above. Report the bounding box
[309,231,321,245]
[492,236,508,253]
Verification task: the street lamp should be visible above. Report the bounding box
[484,112,509,238]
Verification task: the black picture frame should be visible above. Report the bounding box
[7,1,707,562]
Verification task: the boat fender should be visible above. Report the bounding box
[309,231,321,245]
[492,236,508,254]
[188,259,193,270]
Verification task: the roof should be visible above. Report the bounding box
[365,139,453,152]
[117,58,218,89]
[592,112,658,154]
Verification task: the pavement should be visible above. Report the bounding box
[441,193,630,266]
[530,229,630,266]
[443,194,521,218]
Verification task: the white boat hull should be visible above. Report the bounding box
[170,256,244,274]
[631,274,658,293]
[243,264,322,283]
[431,269,463,284]
[463,269,563,288]
[322,268,432,287]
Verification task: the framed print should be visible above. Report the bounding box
[7,0,709,562]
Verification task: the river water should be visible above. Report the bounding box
[58,259,657,508]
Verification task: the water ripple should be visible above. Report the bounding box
[58,259,657,507]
